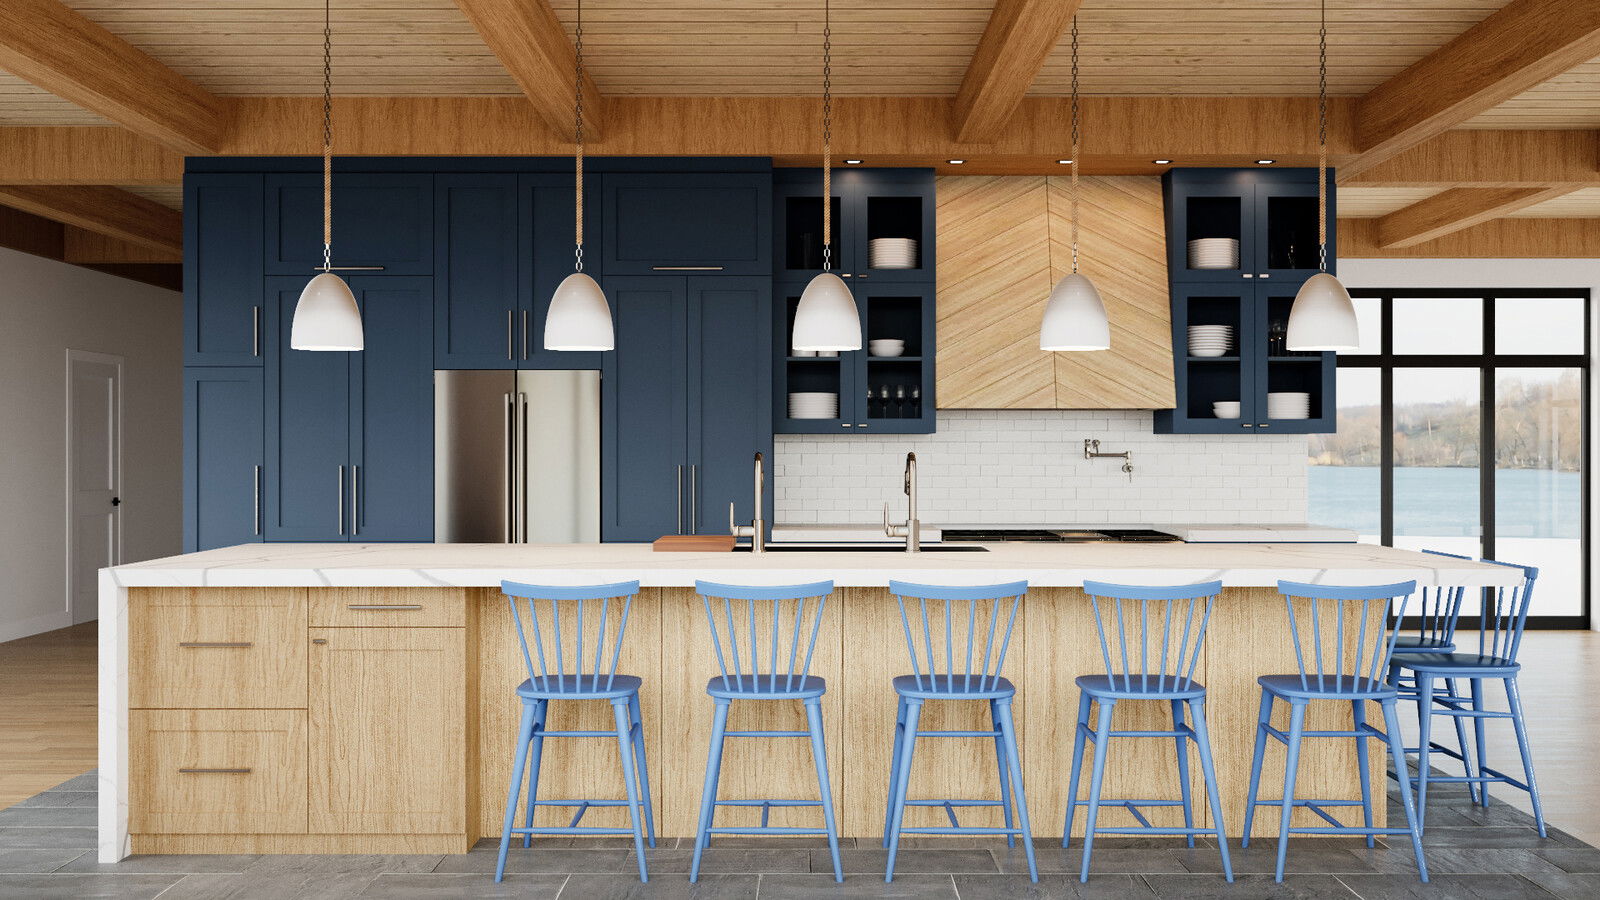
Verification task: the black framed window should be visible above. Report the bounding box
[1307,289,1590,628]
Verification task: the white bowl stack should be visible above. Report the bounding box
[1267,391,1311,419]
[1187,237,1240,270]
[788,392,839,419]
[869,237,918,269]
[1188,324,1235,357]
[868,339,905,357]
[1212,401,1241,419]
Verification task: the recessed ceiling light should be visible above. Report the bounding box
[845,159,862,165]
[1256,159,1276,165]
[1057,159,1073,165]
[947,159,965,164]
[1153,159,1172,165]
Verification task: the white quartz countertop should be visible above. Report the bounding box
[103,541,1520,589]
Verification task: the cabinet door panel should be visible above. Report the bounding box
[184,367,264,551]
[349,277,434,541]
[131,709,307,835]
[1254,178,1333,283]
[1154,284,1257,434]
[185,174,265,366]
[434,175,520,368]
[602,173,770,275]
[602,276,688,541]
[525,175,604,370]
[266,278,350,541]
[309,627,466,835]
[266,174,433,276]
[130,587,307,709]
[688,277,772,535]
[853,174,936,283]
[1165,173,1256,284]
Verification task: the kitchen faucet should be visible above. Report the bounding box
[883,451,920,553]
[729,451,766,553]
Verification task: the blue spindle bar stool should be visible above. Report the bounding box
[494,580,655,883]
[690,580,843,883]
[1243,580,1428,883]
[883,580,1037,883]
[1064,581,1233,883]
[1389,550,1477,802]
[1390,560,1545,837]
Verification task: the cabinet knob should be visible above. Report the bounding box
[1242,423,1254,428]
[1259,273,1271,279]
[1242,273,1254,278]
[1258,423,1271,428]
[842,423,853,428]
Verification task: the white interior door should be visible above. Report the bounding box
[67,351,122,625]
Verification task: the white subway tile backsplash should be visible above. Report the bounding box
[773,409,1308,526]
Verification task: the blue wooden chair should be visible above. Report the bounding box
[1389,550,1476,802]
[1065,581,1233,883]
[883,580,1037,883]
[1390,560,1545,836]
[689,580,843,883]
[494,580,655,883]
[1243,580,1428,883]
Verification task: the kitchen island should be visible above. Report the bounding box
[98,542,1520,862]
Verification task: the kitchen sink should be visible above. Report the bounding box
[734,544,989,553]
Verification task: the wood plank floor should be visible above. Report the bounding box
[0,622,97,809]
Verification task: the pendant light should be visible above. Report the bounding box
[1286,0,1359,351]
[1040,19,1110,352]
[290,0,363,352]
[544,0,613,351]
[791,0,861,352]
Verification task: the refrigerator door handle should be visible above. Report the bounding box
[517,392,529,543]
[503,392,515,542]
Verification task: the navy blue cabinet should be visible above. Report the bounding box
[184,174,265,366]
[183,367,264,551]
[266,174,433,276]
[602,275,772,542]
[1163,168,1335,284]
[602,173,771,276]
[774,169,935,284]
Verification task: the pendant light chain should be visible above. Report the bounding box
[821,0,832,271]
[1316,0,1328,273]
[321,0,333,272]
[1069,17,1080,275]
[574,0,586,272]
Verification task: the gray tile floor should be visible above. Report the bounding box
[1,771,1596,898]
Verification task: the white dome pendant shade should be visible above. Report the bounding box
[544,272,614,351]
[1040,273,1110,351]
[290,272,363,351]
[792,272,861,351]
[1286,272,1359,352]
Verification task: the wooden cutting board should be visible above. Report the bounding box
[652,535,736,552]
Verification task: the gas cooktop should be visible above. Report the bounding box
[941,528,1181,543]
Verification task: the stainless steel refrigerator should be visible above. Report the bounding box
[434,370,600,543]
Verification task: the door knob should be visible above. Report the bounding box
[110,497,121,507]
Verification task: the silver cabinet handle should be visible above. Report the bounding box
[858,423,869,428]
[1242,423,1255,428]
[676,464,684,535]
[179,768,252,774]
[1259,273,1270,278]
[521,309,530,360]
[1258,423,1271,427]
[1242,273,1254,278]
[347,604,423,611]
[506,309,515,360]
[252,465,262,536]
[337,465,346,535]
[651,266,725,271]
[351,465,360,535]
[842,423,853,427]
[311,638,327,645]
[251,305,261,357]
[178,641,253,648]
[689,464,697,534]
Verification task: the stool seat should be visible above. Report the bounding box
[706,675,826,699]
[892,674,1014,699]
[1394,653,1519,675]
[1392,635,1456,653]
[1257,673,1398,700]
[1075,674,1205,700]
[517,675,643,700]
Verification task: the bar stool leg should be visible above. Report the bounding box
[627,693,656,847]
[882,696,906,848]
[1078,698,1116,883]
[1381,698,1429,882]
[1061,691,1091,848]
[1414,675,1435,833]
[495,702,537,883]
[1352,700,1378,848]
[1444,678,1476,805]
[990,698,1015,848]
[611,699,649,883]
[804,698,843,882]
[1241,689,1274,847]
[1189,697,1233,883]
[521,699,548,848]
[1171,699,1195,849]
[1504,676,1547,837]
[884,698,923,882]
[1272,699,1307,883]
[690,699,731,883]
[995,699,1037,882]
[1471,678,1489,808]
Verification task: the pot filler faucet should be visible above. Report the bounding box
[729,451,766,553]
[883,451,920,553]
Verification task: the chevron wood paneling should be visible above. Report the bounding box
[1047,175,1174,409]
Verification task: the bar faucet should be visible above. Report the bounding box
[729,451,767,553]
[883,451,920,553]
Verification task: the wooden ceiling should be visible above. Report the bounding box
[0,0,1596,268]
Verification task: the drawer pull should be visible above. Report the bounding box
[312,638,328,645]
[178,768,252,774]
[346,604,424,611]
[177,641,253,648]
[651,266,725,271]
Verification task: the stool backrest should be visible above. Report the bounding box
[1412,549,1470,646]
[1468,559,1539,661]
[695,580,834,693]
[1276,580,1416,692]
[1081,580,1222,693]
[887,580,1027,692]
[500,580,641,693]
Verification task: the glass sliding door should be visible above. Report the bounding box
[1495,367,1584,617]
[1392,368,1481,559]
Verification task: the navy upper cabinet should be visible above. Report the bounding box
[602,173,770,276]
[1255,177,1335,283]
[434,174,521,368]
[184,174,265,366]
[688,277,773,534]
[183,367,264,551]
[525,174,604,370]
[775,175,852,279]
[774,169,935,284]
[265,173,433,275]
[1164,168,1334,284]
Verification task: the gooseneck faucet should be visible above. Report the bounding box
[883,451,920,553]
[729,451,766,553]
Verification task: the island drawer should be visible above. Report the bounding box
[129,588,307,709]
[308,587,466,628]
[130,709,308,834]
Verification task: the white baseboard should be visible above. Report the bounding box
[0,609,76,644]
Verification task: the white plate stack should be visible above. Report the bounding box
[869,237,918,269]
[788,392,839,419]
[1267,392,1311,419]
[1187,237,1240,270]
[1188,324,1235,357]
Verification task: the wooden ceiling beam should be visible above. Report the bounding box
[1375,185,1584,249]
[0,185,181,255]
[1350,0,1600,175]
[1342,129,1600,188]
[1342,216,1600,259]
[0,0,225,154]
[63,227,181,264]
[952,0,1083,143]
[453,0,605,139]
[0,203,178,290]
[0,128,182,185]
